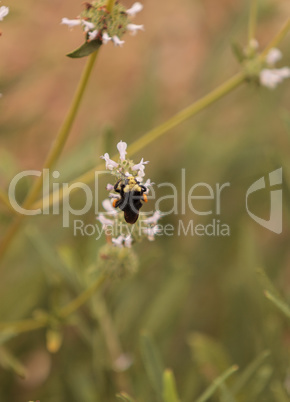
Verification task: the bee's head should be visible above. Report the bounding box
[124,176,141,192]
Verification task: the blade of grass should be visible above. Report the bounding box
[195,365,239,402]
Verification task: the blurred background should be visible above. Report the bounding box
[0,0,290,401]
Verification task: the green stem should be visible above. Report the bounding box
[92,296,133,393]
[59,275,106,319]
[261,19,290,57]
[106,0,115,13]
[37,72,246,210]
[0,189,17,214]
[0,275,106,334]
[0,51,100,263]
[248,0,258,43]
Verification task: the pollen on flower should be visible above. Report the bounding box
[62,0,144,50]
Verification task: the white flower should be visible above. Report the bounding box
[112,235,125,247]
[112,36,125,47]
[127,24,144,36]
[260,68,290,89]
[106,184,114,191]
[143,226,160,241]
[0,6,9,21]
[266,48,282,66]
[143,211,162,225]
[143,178,154,193]
[117,141,127,161]
[126,2,143,17]
[97,214,114,228]
[132,158,149,171]
[82,20,95,32]
[101,153,119,170]
[102,32,111,44]
[102,199,118,215]
[61,18,81,28]
[124,236,133,248]
[88,29,99,41]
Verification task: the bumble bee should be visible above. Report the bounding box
[112,176,148,224]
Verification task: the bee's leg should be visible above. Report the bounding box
[114,180,121,193]
[113,198,123,209]
[142,194,148,203]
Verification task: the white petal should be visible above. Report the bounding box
[260,69,282,89]
[106,184,114,191]
[97,214,114,227]
[88,29,99,41]
[278,67,290,79]
[112,235,125,247]
[126,2,143,17]
[100,153,119,170]
[132,158,149,171]
[102,199,117,214]
[143,211,162,225]
[117,141,127,161]
[82,20,95,32]
[266,48,282,66]
[0,6,9,21]
[102,32,111,44]
[112,35,125,47]
[124,236,133,248]
[61,18,81,28]
[127,23,144,36]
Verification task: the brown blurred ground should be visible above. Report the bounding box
[0,0,289,171]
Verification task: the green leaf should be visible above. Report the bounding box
[231,41,245,63]
[257,268,290,319]
[231,350,270,394]
[195,365,239,402]
[67,40,102,59]
[188,332,231,380]
[0,346,27,378]
[219,383,237,402]
[116,392,136,402]
[163,369,180,402]
[140,332,164,399]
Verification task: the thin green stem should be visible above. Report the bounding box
[0,275,106,334]
[248,0,258,43]
[93,296,133,393]
[106,0,115,13]
[261,19,290,57]
[36,72,246,210]
[59,275,106,319]
[0,317,48,334]
[0,51,100,263]
[0,189,17,214]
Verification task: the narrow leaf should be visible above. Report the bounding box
[257,268,290,319]
[140,332,164,399]
[231,41,245,63]
[231,350,270,394]
[264,290,290,319]
[67,40,101,58]
[0,346,27,378]
[195,365,239,402]
[116,392,136,402]
[163,369,181,402]
[219,383,237,402]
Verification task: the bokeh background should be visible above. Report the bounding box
[1,0,290,401]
